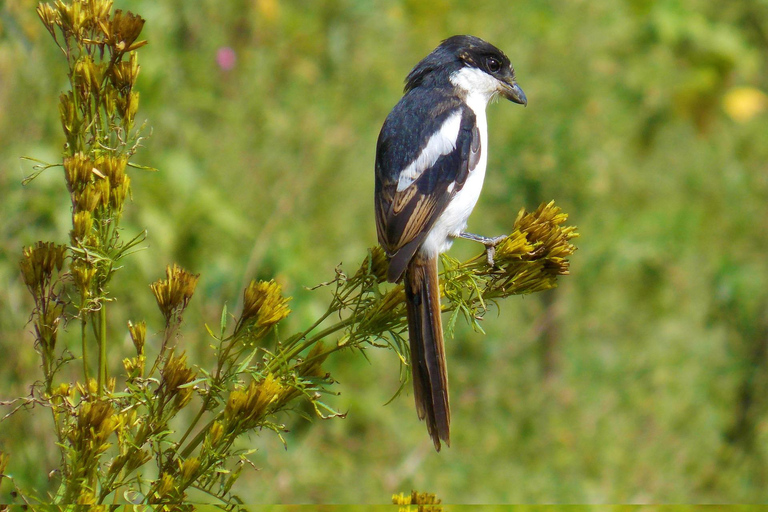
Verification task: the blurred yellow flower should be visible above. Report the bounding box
[723,86,768,123]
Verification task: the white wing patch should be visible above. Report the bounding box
[396,111,462,192]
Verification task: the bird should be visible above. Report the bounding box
[374,35,526,451]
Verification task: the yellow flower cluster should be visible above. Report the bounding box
[37,1,146,52]
[150,264,200,325]
[20,242,67,353]
[392,490,443,512]
[238,279,291,338]
[160,352,197,410]
[223,374,286,431]
[19,241,66,296]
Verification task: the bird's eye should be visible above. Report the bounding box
[487,57,501,73]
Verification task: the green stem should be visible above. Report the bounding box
[179,416,219,459]
[147,321,179,379]
[174,329,237,453]
[81,298,90,383]
[176,397,210,451]
[291,307,335,344]
[98,303,107,394]
[267,316,356,373]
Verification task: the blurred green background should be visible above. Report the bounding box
[2,0,768,504]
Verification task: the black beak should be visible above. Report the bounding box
[502,81,527,106]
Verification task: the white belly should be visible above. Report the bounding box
[420,101,488,258]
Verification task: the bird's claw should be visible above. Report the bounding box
[458,232,508,267]
[486,246,496,267]
[483,235,507,267]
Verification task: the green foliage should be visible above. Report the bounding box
[0,0,576,506]
[2,0,768,505]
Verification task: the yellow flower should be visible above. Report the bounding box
[723,86,768,123]
[150,264,200,324]
[392,490,443,511]
[19,241,66,293]
[155,472,175,498]
[179,457,200,482]
[160,352,197,409]
[63,152,93,193]
[239,279,291,335]
[110,9,146,52]
[224,374,284,428]
[206,420,224,448]
[128,320,146,355]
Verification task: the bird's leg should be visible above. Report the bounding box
[458,232,508,267]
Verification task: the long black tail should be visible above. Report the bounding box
[404,255,450,451]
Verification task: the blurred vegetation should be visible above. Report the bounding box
[1,0,768,504]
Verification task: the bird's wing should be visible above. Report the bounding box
[375,103,479,282]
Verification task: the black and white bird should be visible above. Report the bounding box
[374,35,526,451]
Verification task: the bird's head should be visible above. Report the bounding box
[405,35,526,107]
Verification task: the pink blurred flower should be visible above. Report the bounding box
[216,47,236,71]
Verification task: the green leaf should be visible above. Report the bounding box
[177,377,211,389]
[204,323,218,340]
[220,303,228,336]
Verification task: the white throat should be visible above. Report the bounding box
[449,66,499,109]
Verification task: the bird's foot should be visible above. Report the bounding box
[458,232,508,267]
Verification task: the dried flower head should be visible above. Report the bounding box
[53,382,72,400]
[73,183,102,213]
[58,91,76,142]
[71,210,94,243]
[481,201,578,297]
[76,377,100,399]
[116,90,140,128]
[91,153,130,211]
[73,55,97,101]
[36,3,59,34]
[34,299,65,353]
[70,257,97,293]
[299,341,329,378]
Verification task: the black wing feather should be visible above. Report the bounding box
[375,88,478,283]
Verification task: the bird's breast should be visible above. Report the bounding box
[420,102,489,258]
